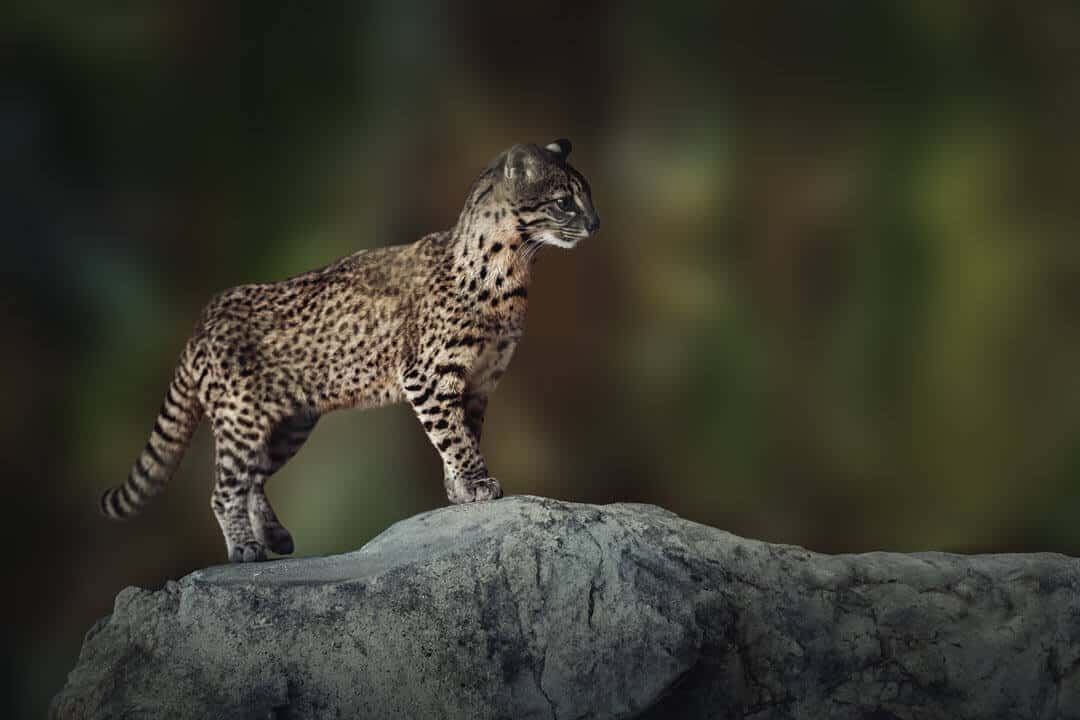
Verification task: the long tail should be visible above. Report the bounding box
[100,340,206,519]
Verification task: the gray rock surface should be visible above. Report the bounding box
[53,495,1080,719]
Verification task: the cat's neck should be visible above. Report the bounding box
[448,193,538,292]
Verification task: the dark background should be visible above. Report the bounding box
[6,2,1080,716]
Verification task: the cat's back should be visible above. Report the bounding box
[197,235,446,332]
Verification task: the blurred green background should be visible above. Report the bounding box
[6,1,1080,716]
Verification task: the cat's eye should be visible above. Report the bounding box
[555,196,576,213]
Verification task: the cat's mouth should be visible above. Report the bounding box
[534,228,592,249]
[548,233,583,249]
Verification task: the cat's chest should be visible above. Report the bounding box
[469,333,520,392]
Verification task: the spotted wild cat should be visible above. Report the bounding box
[99,139,600,563]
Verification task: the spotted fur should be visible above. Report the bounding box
[99,139,600,563]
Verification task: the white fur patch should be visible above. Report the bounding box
[534,230,578,249]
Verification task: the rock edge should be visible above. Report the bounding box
[52,495,1080,719]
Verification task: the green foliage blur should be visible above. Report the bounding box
[6,2,1080,716]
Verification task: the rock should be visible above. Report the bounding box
[52,495,1080,719]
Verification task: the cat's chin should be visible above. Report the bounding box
[535,232,581,249]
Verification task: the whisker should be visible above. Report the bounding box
[512,240,533,265]
[514,238,543,266]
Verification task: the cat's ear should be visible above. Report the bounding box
[544,138,572,158]
[504,144,542,182]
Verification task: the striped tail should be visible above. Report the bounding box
[100,341,205,519]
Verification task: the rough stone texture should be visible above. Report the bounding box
[53,495,1080,719]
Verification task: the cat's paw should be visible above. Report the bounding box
[468,477,503,502]
[260,525,295,555]
[448,477,503,504]
[228,541,268,563]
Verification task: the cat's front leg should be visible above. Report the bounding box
[403,367,502,503]
[463,390,488,444]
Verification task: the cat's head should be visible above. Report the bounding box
[495,139,600,248]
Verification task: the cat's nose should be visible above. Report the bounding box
[587,214,600,233]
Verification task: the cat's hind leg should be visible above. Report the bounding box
[210,414,276,563]
[248,414,319,555]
